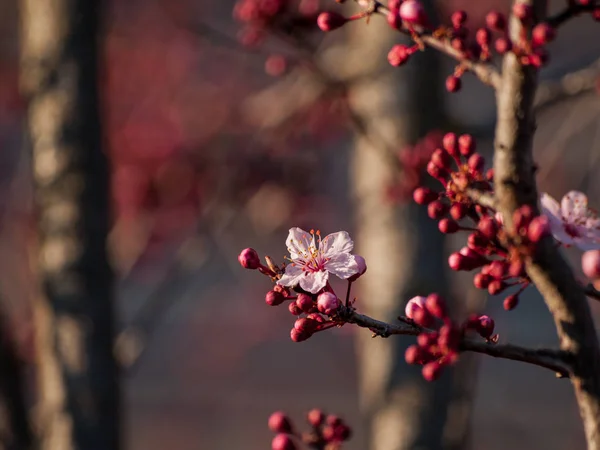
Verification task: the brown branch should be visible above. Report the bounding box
[464,188,497,210]
[493,1,600,447]
[353,0,502,89]
[340,307,571,377]
[583,284,600,301]
[546,3,597,28]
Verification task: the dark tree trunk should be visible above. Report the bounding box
[19,0,120,449]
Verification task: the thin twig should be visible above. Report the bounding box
[583,284,600,301]
[340,307,571,377]
[546,3,597,28]
[464,188,497,210]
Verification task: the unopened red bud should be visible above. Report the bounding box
[325,415,342,426]
[513,205,534,230]
[438,326,460,352]
[335,424,352,441]
[296,293,314,313]
[289,301,303,315]
[486,168,494,181]
[405,344,425,364]
[477,315,495,338]
[427,161,449,181]
[388,44,412,67]
[317,292,340,315]
[486,10,506,30]
[583,250,600,279]
[417,332,437,347]
[413,306,435,327]
[529,47,549,68]
[399,0,428,26]
[451,37,466,52]
[449,252,485,271]
[268,412,293,433]
[349,255,367,281]
[405,296,426,319]
[439,218,459,234]
[425,293,447,319]
[387,8,401,29]
[513,2,533,22]
[238,248,260,269]
[488,260,507,279]
[322,426,335,441]
[451,10,467,28]
[422,361,443,381]
[307,409,324,427]
[443,132,459,157]
[446,75,462,93]
[317,12,348,31]
[428,200,448,219]
[467,153,485,173]
[458,134,475,156]
[503,294,520,311]
[494,37,512,54]
[473,272,492,289]
[388,0,401,9]
[475,27,491,47]
[450,203,467,220]
[272,433,297,450]
[307,313,325,322]
[478,216,498,240]
[266,290,285,306]
[532,23,555,46]
[431,148,452,169]
[413,187,438,205]
[290,327,311,342]
[468,232,489,250]
[487,279,506,295]
[508,259,526,278]
[459,246,480,259]
[294,317,317,333]
[527,215,550,242]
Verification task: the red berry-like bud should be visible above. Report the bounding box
[290,327,310,342]
[427,161,449,181]
[529,47,549,68]
[443,132,459,157]
[405,344,425,364]
[325,415,342,426]
[477,315,495,338]
[317,292,340,315]
[238,248,260,269]
[413,187,438,205]
[265,55,287,77]
[307,409,324,427]
[294,317,317,333]
[438,325,460,352]
[272,433,297,450]
[446,75,462,93]
[413,306,435,327]
[422,361,443,381]
[266,290,285,306]
[494,37,512,54]
[512,2,533,22]
[508,259,526,278]
[428,200,448,219]
[458,134,475,156]
[335,424,352,441]
[388,44,411,67]
[388,0,402,10]
[439,218,459,234]
[488,260,507,279]
[451,37,466,52]
[477,216,498,240]
[475,27,491,47]
[473,272,492,289]
[487,279,506,295]
[399,0,428,26]
[503,294,520,311]
[348,255,367,282]
[468,232,489,251]
[387,8,401,29]
[450,203,467,220]
[431,148,452,170]
[532,23,555,46]
[582,250,600,279]
[485,10,506,30]
[451,10,467,28]
[467,153,485,173]
[425,293,447,319]
[486,168,494,181]
[449,252,479,271]
[317,12,348,31]
[405,296,426,319]
[269,412,293,433]
[296,293,314,313]
[289,301,303,315]
[513,205,534,230]
[527,215,550,242]
[307,313,325,322]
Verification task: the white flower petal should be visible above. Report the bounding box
[561,191,588,220]
[320,231,354,257]
[540,193,561,221]
[324,253,359,280]
[286,227,312,260]
[277,264,304,288]
[299,270,329,294]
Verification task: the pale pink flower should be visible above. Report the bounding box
[405,296,426,319]
[540,191,600,250]
[278,227,361,294]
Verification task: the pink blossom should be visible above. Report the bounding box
[540,191,600,250]
[405,296,426,319]
[278,228,361,294]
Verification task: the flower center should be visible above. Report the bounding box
[564,223,581,238]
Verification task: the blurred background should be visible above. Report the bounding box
[1,0,600,449]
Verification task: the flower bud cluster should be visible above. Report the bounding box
[404,294,497,380]
[268,409,352,449]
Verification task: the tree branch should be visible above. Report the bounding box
[546,3,597,28]
[340,307,571,377]
[493,1,600,447]
[583,284,600,301]
[464,188,497,210]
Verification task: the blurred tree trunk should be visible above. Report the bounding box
[346,4,478,449]
[19,1,120,449]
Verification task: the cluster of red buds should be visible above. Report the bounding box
[413,133,551,310]
[385,130,444,203]
[403,294,496,380]
[268,409,352,449]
